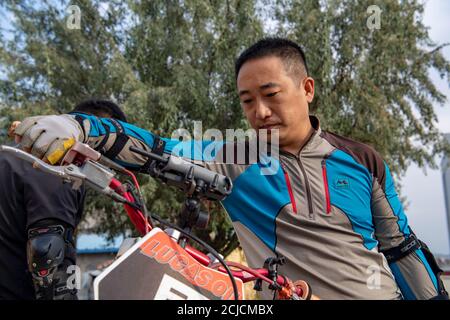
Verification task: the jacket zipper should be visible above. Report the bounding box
[321,159,331,214]
[296,158,314,219]
[280,128,317,219]
[282,166,298,214]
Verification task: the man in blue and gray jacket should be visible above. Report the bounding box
[12,38,448,300]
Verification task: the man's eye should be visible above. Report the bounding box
[243,99,252,104]
[266,92,279,97]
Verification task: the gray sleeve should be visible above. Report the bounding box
[371,169,440,300]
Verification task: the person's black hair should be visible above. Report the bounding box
[235,37,309,82]
[71,99,127,122]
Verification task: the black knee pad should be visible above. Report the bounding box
[27,222,77,300]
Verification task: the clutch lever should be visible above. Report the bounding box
[0,145,75,181]
[0,145,128,203]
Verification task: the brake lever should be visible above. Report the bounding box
[0,145,74,180]
[0,145,115,194]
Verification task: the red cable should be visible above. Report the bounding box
[123,169,151,233]
[109,178,150,235]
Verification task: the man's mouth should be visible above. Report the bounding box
[259,123,281,130]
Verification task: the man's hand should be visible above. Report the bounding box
[13,115,85,164]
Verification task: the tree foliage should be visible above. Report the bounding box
[274,0,450,174]
[0,0,449,254]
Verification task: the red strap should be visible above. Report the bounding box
[322,164,331,214]
[283,170,297,214]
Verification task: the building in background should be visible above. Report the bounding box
[439,133,450,291]
[76,233,122,300]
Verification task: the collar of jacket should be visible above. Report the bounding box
[279,115,323,158]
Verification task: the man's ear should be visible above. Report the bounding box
[303,77,315,103]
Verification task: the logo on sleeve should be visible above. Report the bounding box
[334,177,350,189]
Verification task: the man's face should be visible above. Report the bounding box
[237,56,314,149]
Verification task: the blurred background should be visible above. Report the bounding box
[1,0,449,298]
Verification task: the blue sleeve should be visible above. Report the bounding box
[73,113,225,169]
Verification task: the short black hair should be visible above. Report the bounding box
[71,99,127,122]
[235,38,309,82]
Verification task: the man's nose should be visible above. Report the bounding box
[255,99,272,120]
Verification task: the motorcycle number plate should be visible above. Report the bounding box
[94,228,244,300]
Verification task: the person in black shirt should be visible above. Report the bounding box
[0,99,127,300]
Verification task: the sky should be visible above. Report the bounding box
[400,0,450,255]
[1,1,450,254]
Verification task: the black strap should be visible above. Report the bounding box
[104,119,129,161]
[140,136,166,174]
[95,123,110,152]
[381,233,421,263]
[69,113,87,141]
[152,136,166,156]
[69,113,111,152]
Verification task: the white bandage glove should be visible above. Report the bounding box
[14,114,85,164]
